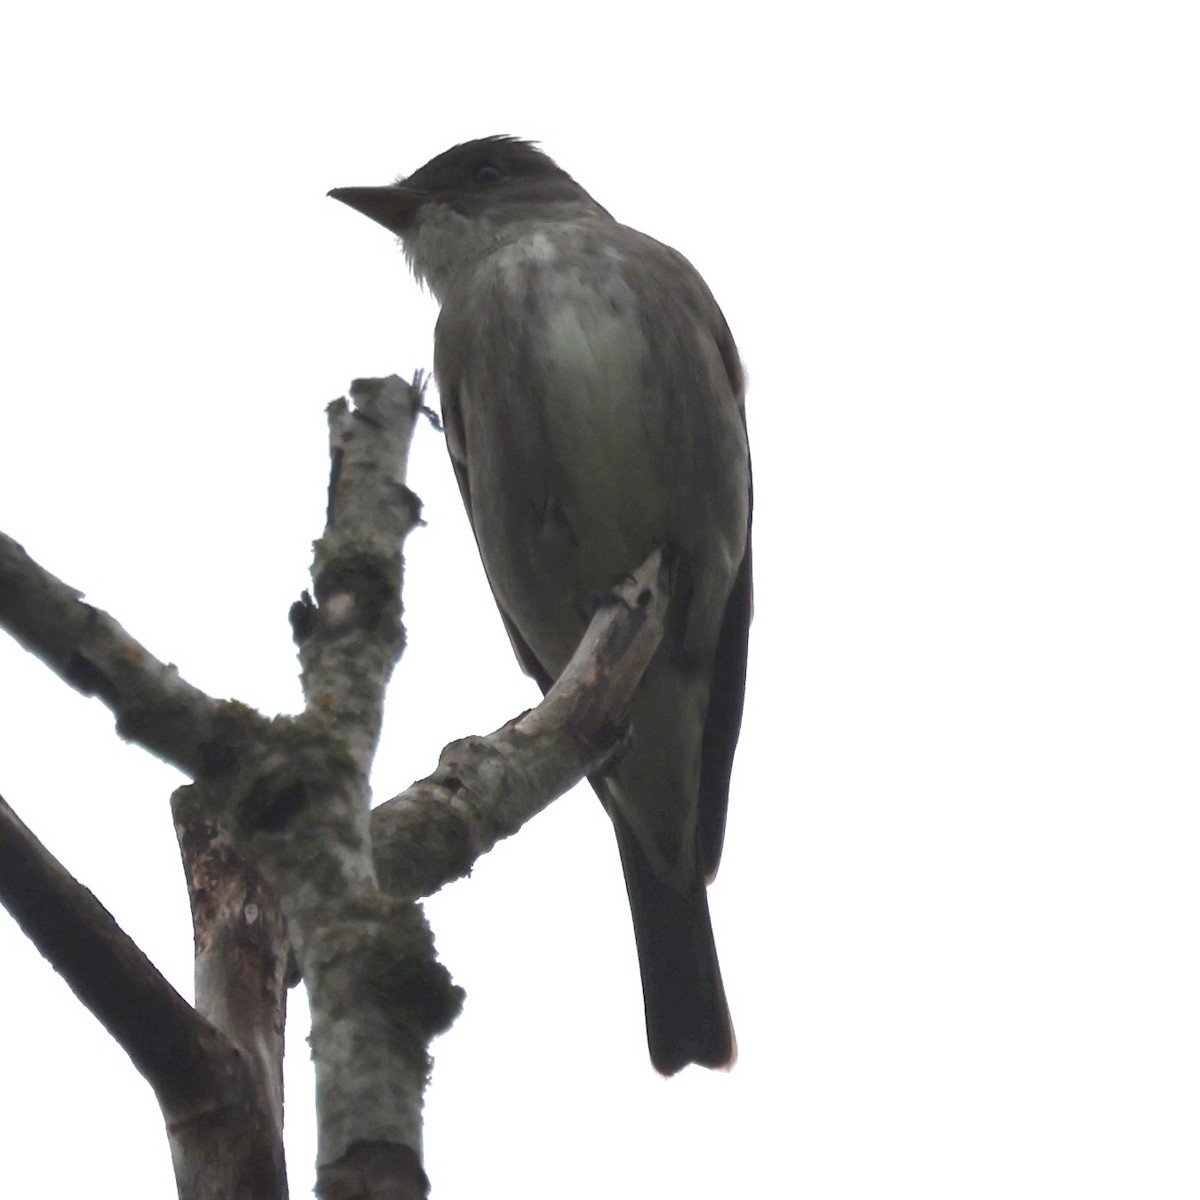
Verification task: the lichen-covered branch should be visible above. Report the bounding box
[372,549,669,901]
[238,375,457,1200]
[290,375,425,776]
[0,371,666,1200]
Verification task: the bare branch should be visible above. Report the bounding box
[0,790,286,1198]
[172,783,291,1153]
[239,375,455,1197]
[0,530,220,776]
[0,371,664,1200]
[291,375,425,776]
[318,1142,428,1200]
[0,789,216,1098]
[372,548,669,900]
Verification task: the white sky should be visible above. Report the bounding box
[1,2,1198,1197]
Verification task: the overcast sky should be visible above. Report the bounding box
[1,2,1198,1197]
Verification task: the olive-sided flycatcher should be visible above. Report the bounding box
[330,137,751,1074]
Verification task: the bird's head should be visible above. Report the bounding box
[329,136,606,296]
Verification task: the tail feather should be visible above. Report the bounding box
[610,806,735,1075]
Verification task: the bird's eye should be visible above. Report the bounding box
[472,162,505,184]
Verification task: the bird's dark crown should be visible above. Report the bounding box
[400,136,588,205]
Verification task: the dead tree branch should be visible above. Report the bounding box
[0,374,668,1200]
[0,790,286,1200]
[372,549,669,901]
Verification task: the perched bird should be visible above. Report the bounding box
[330,137,751,1074]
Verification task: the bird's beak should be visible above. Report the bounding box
[327,184,425,235]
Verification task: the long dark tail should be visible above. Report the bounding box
[610,807,735,1075]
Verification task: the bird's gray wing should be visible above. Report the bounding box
[437,375,557,695]
[692,296,753,882]
[698,462,752,880]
